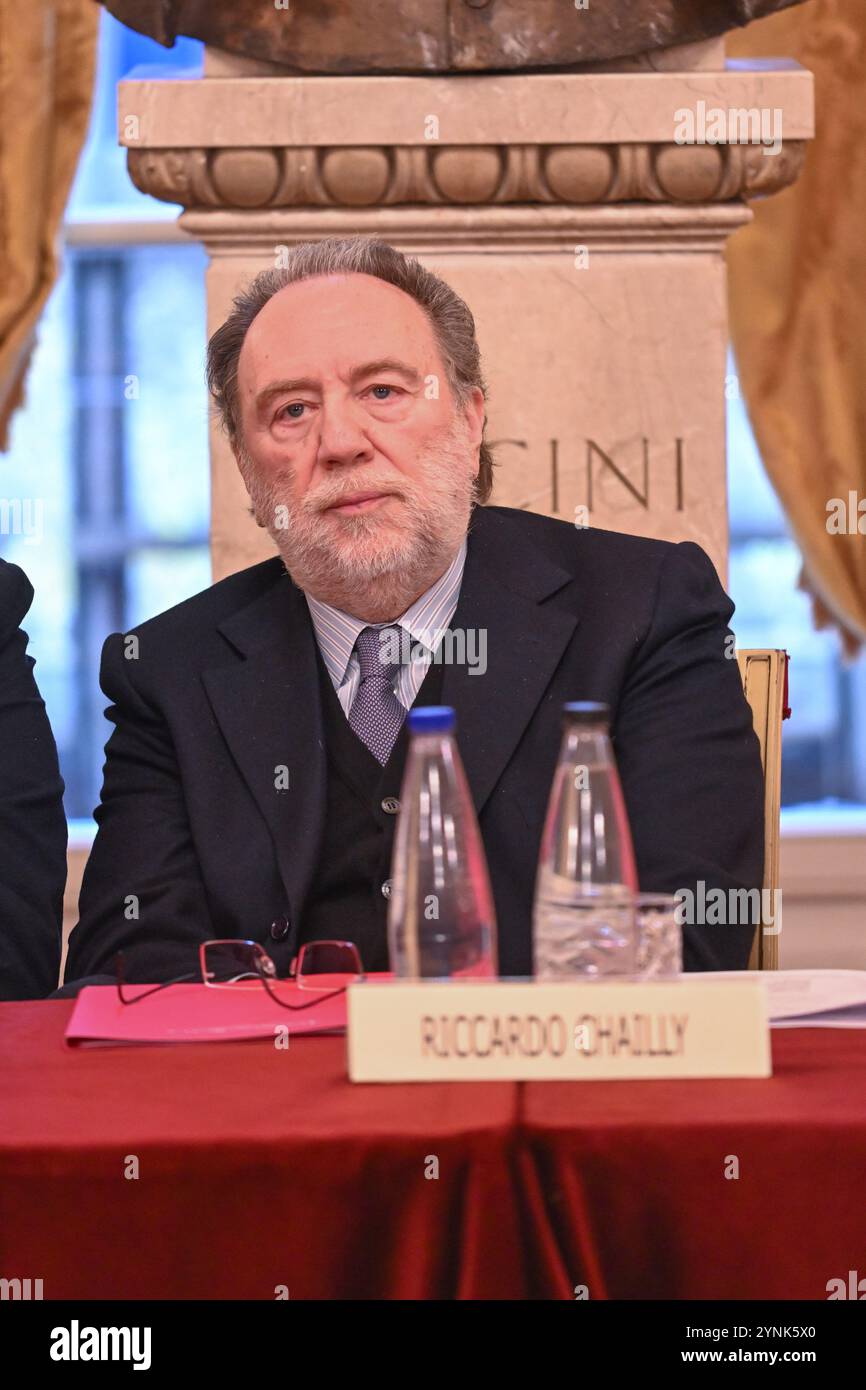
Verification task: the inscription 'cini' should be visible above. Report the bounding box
[491,437,687,514]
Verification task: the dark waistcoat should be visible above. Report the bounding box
[298,645,446,972]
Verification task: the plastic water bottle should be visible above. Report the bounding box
[533,702,639,978]
[388,706,498,979]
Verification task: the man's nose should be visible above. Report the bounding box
[315,401,374,468]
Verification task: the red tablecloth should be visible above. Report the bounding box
[2,1001,865,1300]
[518,1028,866,1300]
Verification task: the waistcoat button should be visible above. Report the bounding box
[270,915,291,941]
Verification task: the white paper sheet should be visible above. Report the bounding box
[703,969,866,1028]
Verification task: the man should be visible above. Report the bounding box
[0,557,66,997]
[65,236,763,986]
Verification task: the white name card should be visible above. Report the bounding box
[347,977,771,1082]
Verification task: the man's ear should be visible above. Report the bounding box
[464,387,486,463]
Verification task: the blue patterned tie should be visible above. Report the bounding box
[348,625,406,765]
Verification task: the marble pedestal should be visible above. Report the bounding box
[118,51,813,581]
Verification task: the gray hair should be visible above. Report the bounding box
[205,235,495,503]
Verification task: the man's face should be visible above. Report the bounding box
[233,272,485,619]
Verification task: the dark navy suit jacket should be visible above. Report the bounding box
[0,558,66,998]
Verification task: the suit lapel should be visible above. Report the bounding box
[202,570,326,923]
[441,508,579,815]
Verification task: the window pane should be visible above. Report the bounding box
[1,244,209,821]
[69,12,203,221]
[727,355,866,812]
[125,246,211,538]
[127,547,211,629]
[2,14,209,826]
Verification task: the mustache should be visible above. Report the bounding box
[299,476,409,515]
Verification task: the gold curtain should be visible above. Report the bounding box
[726,0,866,653]
[0,0,98,449]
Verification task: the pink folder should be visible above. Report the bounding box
[65,978,389,1048]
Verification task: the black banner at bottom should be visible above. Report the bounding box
[2,1298,860,1375]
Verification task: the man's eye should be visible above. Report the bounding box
[369,385,400,400]
[278,402,306,420]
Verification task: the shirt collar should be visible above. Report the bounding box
[306,538,467,689]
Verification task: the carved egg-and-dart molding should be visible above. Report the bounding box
[127,141,806,210]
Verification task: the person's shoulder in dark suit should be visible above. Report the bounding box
[475,506,765,971]
[0,558,67,999]
[476,502,700,577]
[478,504,743,641]
[61,554,296,989]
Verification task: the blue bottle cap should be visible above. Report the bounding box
[408,705,456,734]
[563,701,610,721]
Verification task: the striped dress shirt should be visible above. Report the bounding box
[305,538,467,717]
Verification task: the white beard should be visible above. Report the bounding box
[240,416,478,622]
